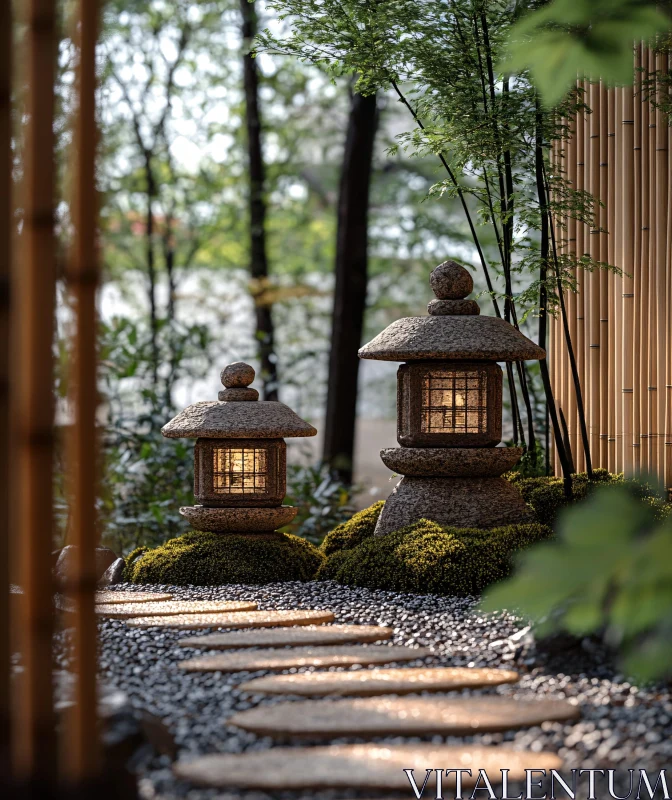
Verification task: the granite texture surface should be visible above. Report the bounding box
[95,599,257,619]
[217,387,259,401]
[162,401,317,439]
[427,298,480,316]
[374,475,536,535]
[359,315,547,362]
[179,504,297,532]
[220,362,255,388]
[380,446,523,477]
[177,624,393,650]
[173,744,563,792]
[228,694,580,739]
[429,260,474,299]
[125,608,336,630]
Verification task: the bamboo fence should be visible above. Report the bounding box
[551,47,672,490]
[3,0,102,793]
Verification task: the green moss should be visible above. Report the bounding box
[320,500,384,556]
[126,531,325,586]
[122,546,150,582]
[317,520,552,596]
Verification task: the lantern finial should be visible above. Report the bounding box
[219,362,259,401]
[428,260,480,317]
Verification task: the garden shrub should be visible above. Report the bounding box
[317,520,552,596]
[126,531,325,586]
[320,500,384,556]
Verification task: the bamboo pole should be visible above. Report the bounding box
[607,83,617,472]
[655,50,668,485]
[599,82,610,468]
[566,114,578,471]
[632,45,643,475]
[575,89,586,471]
[640,47,651,475]
[667,65,672,489]
[614,86,624,473]
[13,0,58,785]
[0,0,12,785]
[648,48,659,476]
[550,136,560,475]
[588,82,601,465]
[64,0,101,784]
[622,84,635,476]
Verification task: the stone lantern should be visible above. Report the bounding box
[161,362,316,534]
[359,260,546,536]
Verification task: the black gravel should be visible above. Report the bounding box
[62,581,672,800]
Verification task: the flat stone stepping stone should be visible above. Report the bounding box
[95,591,173,605]
[239,666,519,696]
[173,743,563,792]
[96,600,257,619]
[229,695,580,738]
[178,624,393,650]
[179,645,430,673]
[126,609,335,630]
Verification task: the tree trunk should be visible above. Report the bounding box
[240,0,278,401]
[322,90,378,483]
[144,153,159,389]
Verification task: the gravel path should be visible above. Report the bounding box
[77,581,672,799]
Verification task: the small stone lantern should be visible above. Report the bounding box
[359,260,546,536]
[162,363,316,533]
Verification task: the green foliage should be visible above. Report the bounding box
[320,501,384,556]
[122,546,150,582]
[481,485,672,682]
[505,1,671,107]
[318,519,552,596]
[282,463,357,545]
[126,530,325,586]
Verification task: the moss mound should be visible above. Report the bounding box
[126,531,325,586]
[317,519,552,596]
[321,500,384,556]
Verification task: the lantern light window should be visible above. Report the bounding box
[421,369,488,434]
[213,447,268,494]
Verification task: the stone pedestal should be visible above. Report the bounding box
[374,446,534,536]
[179,504,297,533]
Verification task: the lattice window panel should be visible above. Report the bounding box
[420,369,488,434]
[212,447,268,494]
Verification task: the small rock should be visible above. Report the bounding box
[99,558,126,587]
[54,545,121,589]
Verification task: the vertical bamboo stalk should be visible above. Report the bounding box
[607,84,617,472]
[588,82,601,465]
[0,0,12,784]
[632,45,643,475]
[64,0,101,784]
[599,82,610,468]
[648,48,658,475]
[567,114,578,470]
[655,50,668,484]
[640,47,651,475]
[667,66,672,489]
[550,136,560,475]
[614,87,624,473]
[621,84,635,476]
[14,0,58,784]
[575,87,586,471]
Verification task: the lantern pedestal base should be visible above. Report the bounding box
[374,476,535,536]
[380,446,524,477]
[180,505,298,533]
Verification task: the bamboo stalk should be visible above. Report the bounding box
[614,86,624,473]
[667,66,672,488]
[64,0,101,783]
[566,116,578,470]
[632,46,643,475]
[13,0,58,784]
[0,0,12,784]
[655,50,668,484]
[589,82,601,465]
[622,84,635,475]
[607,82,617,472]
[640,47,651,474]
[599,82,609,467]
[575,89,586,471]
[648,48,658,476]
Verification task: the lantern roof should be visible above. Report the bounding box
[162,362,317,439]
[358,260,546,363]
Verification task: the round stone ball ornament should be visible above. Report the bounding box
[359,260,546,535]
[162,363,316,533]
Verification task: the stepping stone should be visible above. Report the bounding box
[229,695,581,739]
[238,666,519,696]
[96,600,258,619]
[95,591,173,605]
[179,645,430,673]
[126,609,335,630]
[173,743,563,792]
[178,624,393,650]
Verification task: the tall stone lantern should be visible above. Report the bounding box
[359,261,546,536]
[162,362,316,534]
